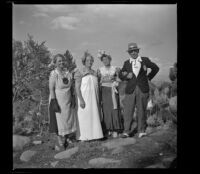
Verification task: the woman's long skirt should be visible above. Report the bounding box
[101,86,123,133]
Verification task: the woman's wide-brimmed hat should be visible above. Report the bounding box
[127,42,140,52]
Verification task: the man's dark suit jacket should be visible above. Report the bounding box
[119,57,159,94]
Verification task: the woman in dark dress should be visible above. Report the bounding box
[97,50,123,138]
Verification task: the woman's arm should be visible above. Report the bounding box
[75,73,85,109]
[97,69,101,83]
[49,72,56,99]
[115,67,122,82]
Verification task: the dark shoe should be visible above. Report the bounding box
[66,138,72,143]
[64,141,69,149]
[121,133,130,138]
[129,129,138,137]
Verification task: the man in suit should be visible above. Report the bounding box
[119,43,159,138]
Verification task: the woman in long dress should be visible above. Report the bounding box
[75,51,103,141]
[49,54,77,148]
[97,50,123,138]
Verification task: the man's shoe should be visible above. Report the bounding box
[138,132,147,138]
[121,133,129,138]
[112,132,118,138]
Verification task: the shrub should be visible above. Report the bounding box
[13,35,77,135]
[147,114,164,127]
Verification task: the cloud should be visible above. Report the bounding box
[32,12,49,18]
[79,41,92,48]
[139,41,164,50]
[34,5,85,14]
[78,41,99,51]
[33,5,175,35]
[51,16,80,30]
[35,5,69,13]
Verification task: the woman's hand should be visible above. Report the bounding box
[115,67,121,74]
[122,71,128,76]
[80,99,86,109]
[102,75,114,82]
[127,72,133,79]
[97,69,101,77]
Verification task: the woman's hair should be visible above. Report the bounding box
[100,54,112,62]
[97,50,112,61]
[52,54,65,64]
[81,51,94,65]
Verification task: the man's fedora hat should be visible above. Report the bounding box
[127,43,140,52]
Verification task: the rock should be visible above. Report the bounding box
[154,142,160,147]
[54,147,79,159]
[101,138,136,149]
[145,163,165,168]
[54,145,60,151]
[162,123,171,130]
[13,152,18,158]
[102,153,107,157]
[32,140,43,145]
[50,161,59,167]
[162,156,176,167]
[13,135,31,151]
[89,158,121,166]
[169,157,177,168]
[169,96,177,112]
[22,165,38,168]
[111,147,124,154]
[145,127,154,134]
[20,150,36,162]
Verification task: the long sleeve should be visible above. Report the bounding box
[49,70,57,99]
[146,58,159,81]
[119,61,129,81]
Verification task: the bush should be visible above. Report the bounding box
[13,35,77,135]
[147,114,164,127]
[147,79,177,127]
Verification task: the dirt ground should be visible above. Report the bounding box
[13,123,177,169]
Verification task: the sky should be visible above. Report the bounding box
[13,4,177,82]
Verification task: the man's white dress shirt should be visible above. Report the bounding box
[129,56,142,77]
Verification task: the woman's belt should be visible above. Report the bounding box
[101,82,118,109]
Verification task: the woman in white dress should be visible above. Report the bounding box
[49,54,77,148]
[75,51,104,141]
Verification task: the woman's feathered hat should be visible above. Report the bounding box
[97,50,111,61]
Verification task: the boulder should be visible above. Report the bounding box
[89,158,121,166]
[50,161,59,167]
[162,156,176,167]
[169,96,177,113]
[111,147,124,154]
[13,135,31,151]
[101,138,136,149]
[32,140,43,145]
[20,150,36,162]
[145,163,165,168]
[54,147,79,159]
